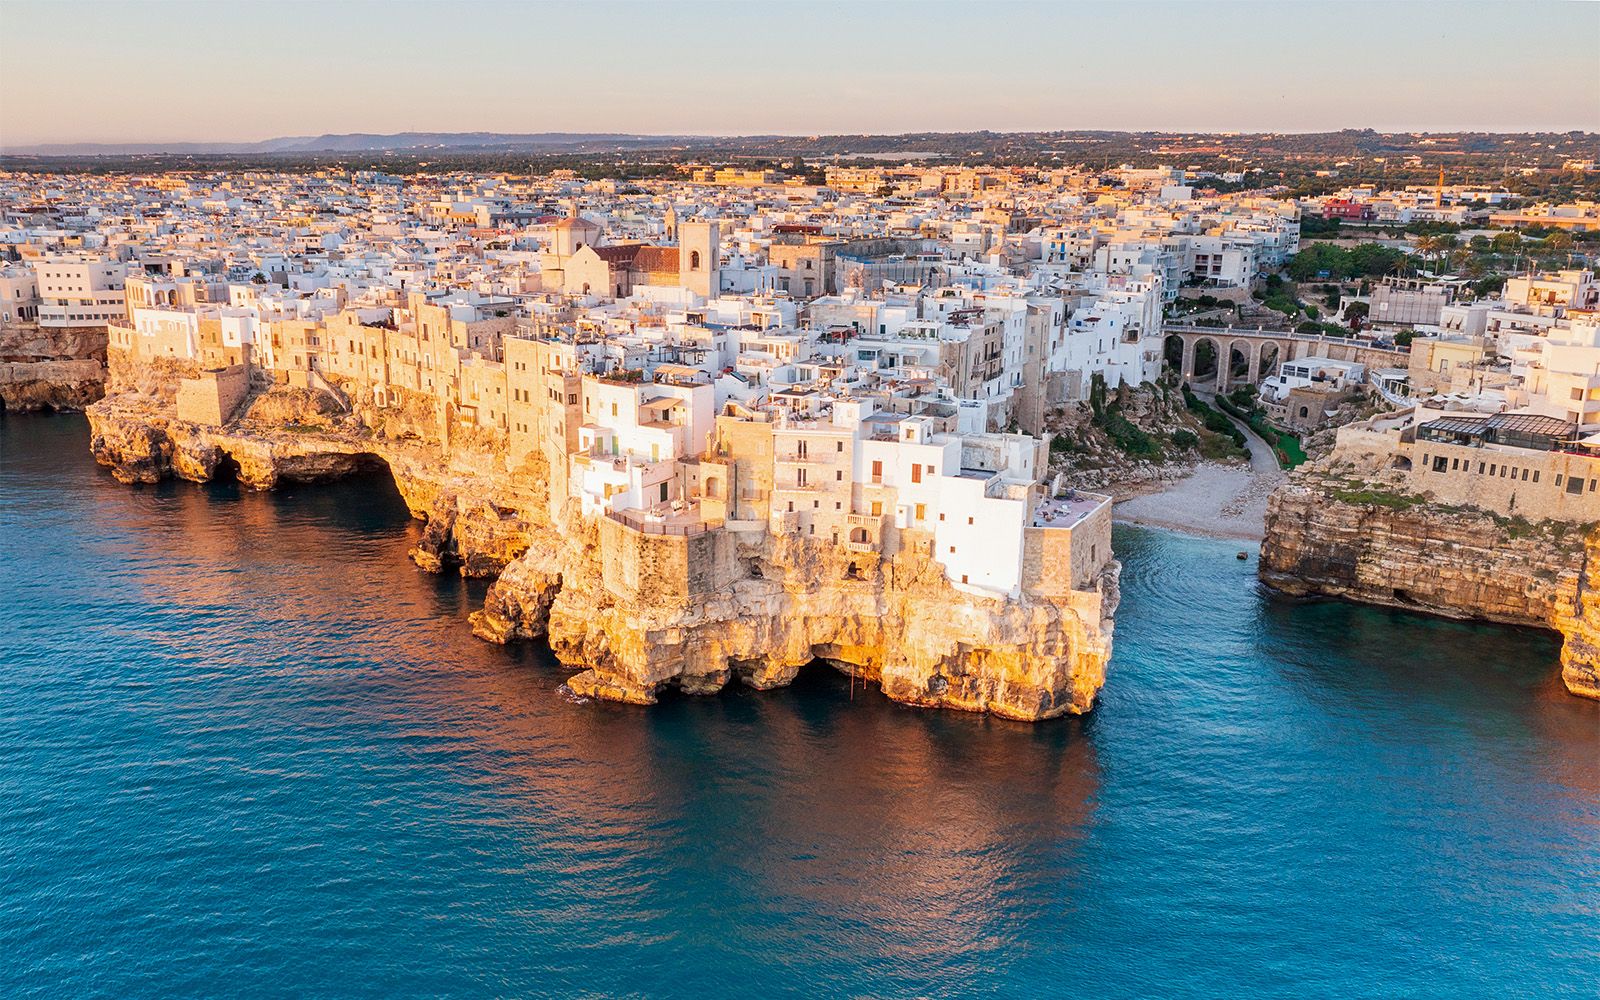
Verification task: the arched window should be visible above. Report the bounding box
[705,476,721,499]
[690,250,701,270]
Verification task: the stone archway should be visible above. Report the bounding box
[1189,336,1221,388]
[1257,341,1282,380]
[1227,339,1255,392]
[1164,334,1184,372]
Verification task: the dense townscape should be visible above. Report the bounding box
[3,149,1599,708]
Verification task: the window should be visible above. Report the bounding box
[871,501,882,516]
[911,464,922,484]
[871,460,882,482]
[915,503,926,521]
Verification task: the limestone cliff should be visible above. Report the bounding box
[1261,476,1600,701]
[472,524,1118,721]
[84,349,1118,721]
[0,325,108,412]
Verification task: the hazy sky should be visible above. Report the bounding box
[2,0,1597,145]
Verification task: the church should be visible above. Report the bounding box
[538,209,721,300]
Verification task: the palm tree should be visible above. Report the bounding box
[1414,234,1456,273]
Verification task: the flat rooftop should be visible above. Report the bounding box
[1032,493,1106,529]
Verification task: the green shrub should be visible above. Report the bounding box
[1170,428,1199,450]
[1264,293,1301,316]
[1099,408,1163,459]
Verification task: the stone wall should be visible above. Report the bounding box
[1406,438,1600,523]
[598,514,741,608]
[176,364,252,425]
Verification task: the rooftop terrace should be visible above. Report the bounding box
[1033,491,1108,529]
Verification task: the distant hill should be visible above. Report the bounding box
[2,132,704,155]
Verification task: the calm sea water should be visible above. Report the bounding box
[3,413,1596,998]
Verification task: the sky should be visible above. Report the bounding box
[1,0,1597,146]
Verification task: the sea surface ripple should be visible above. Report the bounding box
[2,414,1596,998]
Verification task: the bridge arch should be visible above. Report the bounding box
[1164,333,1185,372]
[1257,341,1282,380]
[1227,339,1258,393]
[1188,335,1222,388]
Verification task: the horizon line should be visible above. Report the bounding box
[7,125,1599,152]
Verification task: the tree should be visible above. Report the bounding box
[1088,372,1108,420]
[1473,275,1508,298]
[1414,234,1444,266]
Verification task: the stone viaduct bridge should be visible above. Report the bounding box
[1163,324,1409,394]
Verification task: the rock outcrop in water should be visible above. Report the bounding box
[0,326,108,412]
[1261,464,1600,702]
[85,349,1118,721]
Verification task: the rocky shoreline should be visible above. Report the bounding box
[1260,475,1600,701]
[0,326,109,413]
[83,351,1119,721]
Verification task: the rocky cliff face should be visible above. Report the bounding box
[1262,478,1600,701]
[1553,532,1600,700]
[0,325,108,412]
[471,526,1118,721]
[84,350,1118,721]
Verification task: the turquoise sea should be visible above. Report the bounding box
[3,413,1597,998]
